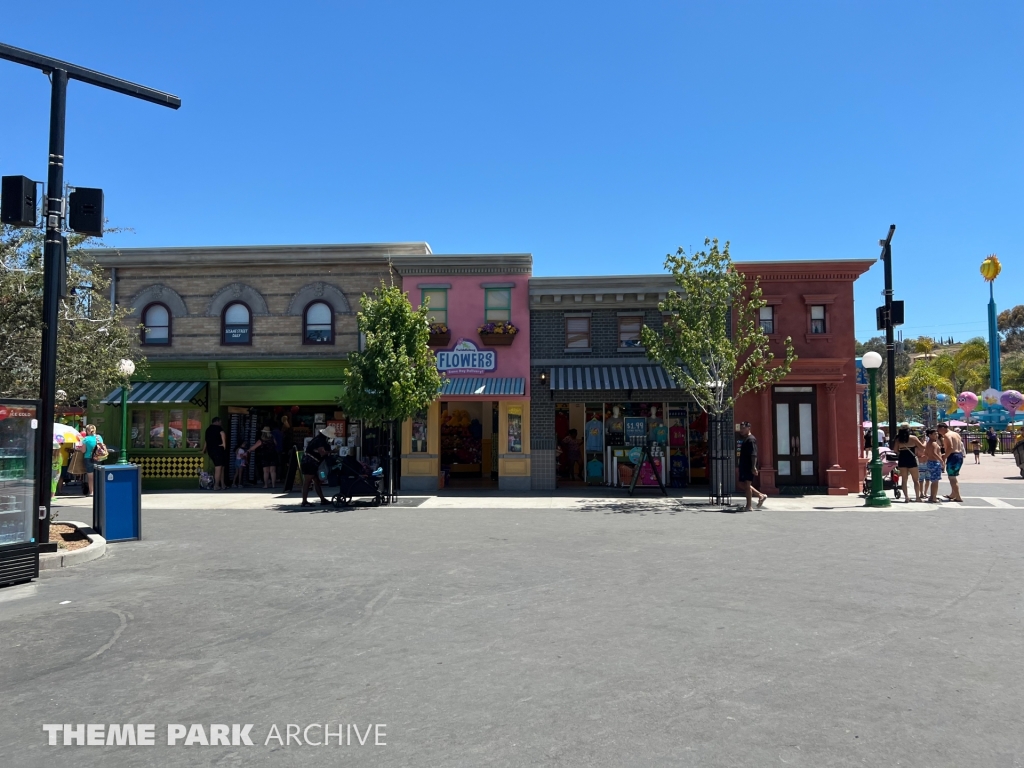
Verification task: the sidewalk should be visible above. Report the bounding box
[951,451,1024,483]
[48,453,1021,515]
[49,486,876,513]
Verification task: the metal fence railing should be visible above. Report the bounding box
[955,430,1021,455]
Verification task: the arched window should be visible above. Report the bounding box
[141,302,171,345]
[304,301,334,344]
[222,302,252,345]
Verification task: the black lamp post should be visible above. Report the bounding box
[862,351,891,508]
[0,43,179,546]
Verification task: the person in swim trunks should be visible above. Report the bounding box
[937,423,964,502]
[921,429,944,503]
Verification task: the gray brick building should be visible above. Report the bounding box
[528,276,703,491]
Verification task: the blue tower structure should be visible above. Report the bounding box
[987,279,1002,392]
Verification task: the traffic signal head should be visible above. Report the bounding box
[69,187,104,237]
[1,175,37,227]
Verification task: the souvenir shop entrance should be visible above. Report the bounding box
[439,400,500,488]
[223,405,361,487]
[553,400,708,490]
[402,397,530,492]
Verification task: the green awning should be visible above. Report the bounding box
[218,382,343,406]
[102,381,208,407]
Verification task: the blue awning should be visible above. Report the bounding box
[549,365,678,391]
[101,381,208,408]
[440,377,526,396]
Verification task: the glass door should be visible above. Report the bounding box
[0,400,39,547]
[772,387,818,486]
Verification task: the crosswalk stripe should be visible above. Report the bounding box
[980,497,1015,508]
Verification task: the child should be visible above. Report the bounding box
[971,440,981,464]
[232,442,248,488]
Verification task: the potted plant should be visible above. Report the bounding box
[428,323,451,347]
[477,321,519,346]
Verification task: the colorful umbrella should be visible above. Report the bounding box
[53,423,80,444]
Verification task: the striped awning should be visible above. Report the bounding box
[548,365,678,391]
[440,377,526,396]
[102,381,208,407]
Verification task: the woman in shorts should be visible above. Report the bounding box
[893,426,924,503]
[80,425,104,497]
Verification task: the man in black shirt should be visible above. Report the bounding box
[738,421,767,511]
[301,425,335,506]
[201,417,228,490]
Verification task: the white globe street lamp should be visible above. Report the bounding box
[117,359,136,465]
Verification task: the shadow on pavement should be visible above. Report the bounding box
[275,497,430,513]
[575,499,743,515]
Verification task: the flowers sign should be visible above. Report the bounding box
[436,339,497,375]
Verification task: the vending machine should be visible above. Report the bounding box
[0,399,40,586]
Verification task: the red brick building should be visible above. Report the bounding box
[733,259,875,496]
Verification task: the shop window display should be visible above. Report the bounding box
[411,411,428,453]
[584,404,604,484]
[548,401,706,488]
[666,404,698,487]
[130,410,147,449]
[150,410,165,449]
[129,407,202,450]
[507,406,523,453]
[168,409,184,449]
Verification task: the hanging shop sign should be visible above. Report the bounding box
[436,339,497,375]
[624,417,647,442]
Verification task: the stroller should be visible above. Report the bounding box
[863,448,902,499]
[318,454,383,507]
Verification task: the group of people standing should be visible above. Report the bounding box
[200,417,338,506]
[891,422,965,503]
[201,418,284,491]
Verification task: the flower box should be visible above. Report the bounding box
[479,332,515,346]
[428,331,451,347]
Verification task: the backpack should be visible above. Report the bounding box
[91,440,109,462]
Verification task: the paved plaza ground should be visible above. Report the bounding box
[1,454,1022,767]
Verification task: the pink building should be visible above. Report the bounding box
[392,254,533,491]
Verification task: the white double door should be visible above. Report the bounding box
[773,387,818,485]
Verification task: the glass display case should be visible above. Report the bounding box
[0,399,39,553]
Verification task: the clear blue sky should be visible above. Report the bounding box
[4,1,1022,341]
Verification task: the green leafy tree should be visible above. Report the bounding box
[855,336,911,417]
[998,304,1024,353]
[0,223,141,406]
[1002,353,1024,392]
[895,360,955,415]
[931,337,988,394]
[339,281,443,426]
[641,238,797,418]
[912,336,936,358]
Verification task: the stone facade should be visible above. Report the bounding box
[91,244,429,360]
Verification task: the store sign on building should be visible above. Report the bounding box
[224,325,250,344]
[436,339,497,375]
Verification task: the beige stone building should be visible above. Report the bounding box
[89,242,429,488]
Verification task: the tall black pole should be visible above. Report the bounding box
[36,69,68,548]
[880,224,897,444]
[1,43,179,548]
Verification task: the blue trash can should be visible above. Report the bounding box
[93,464,142,542]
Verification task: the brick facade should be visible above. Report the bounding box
[110,264,392,359]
